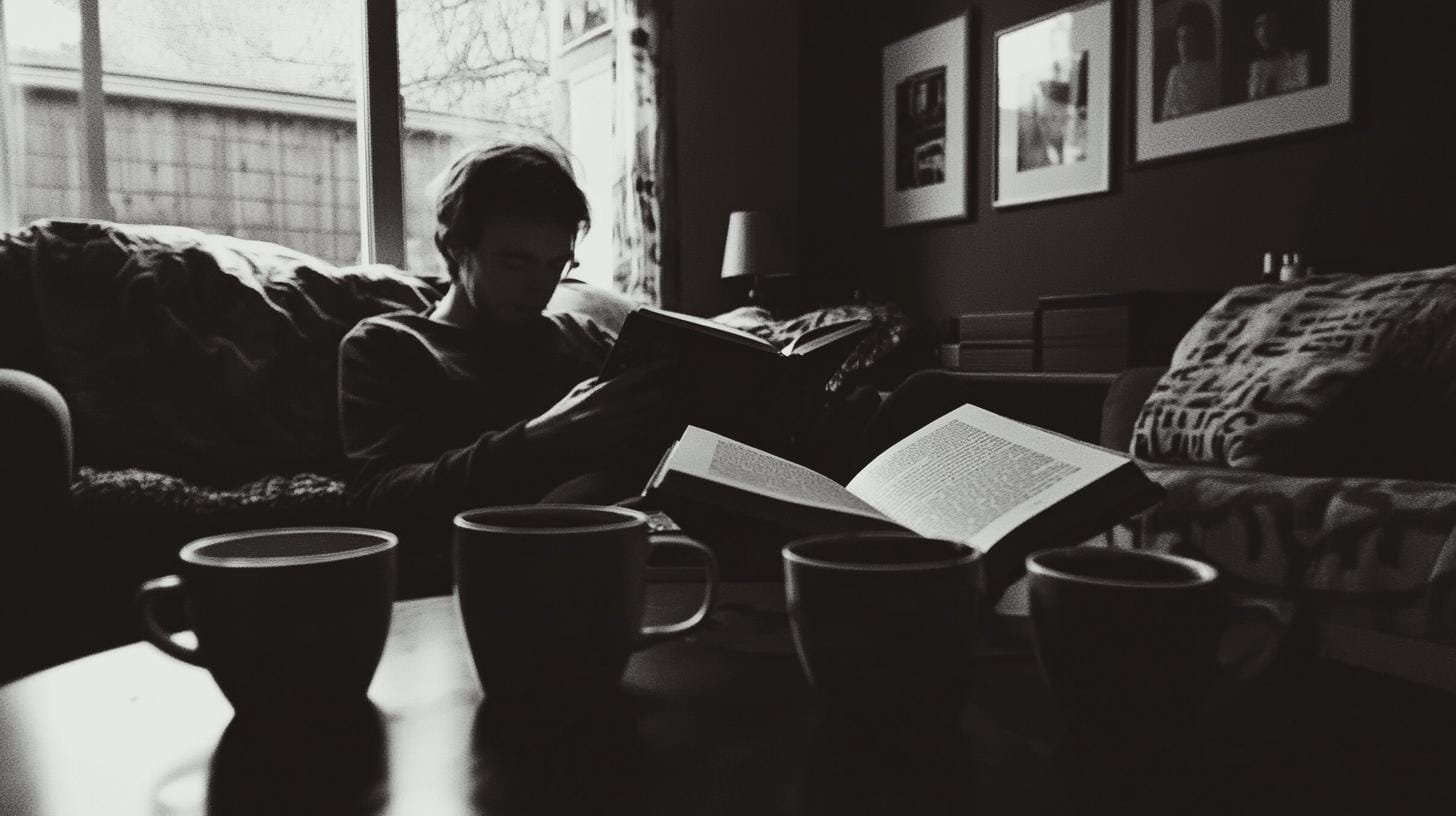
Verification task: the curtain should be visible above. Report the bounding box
[611,0,673,307]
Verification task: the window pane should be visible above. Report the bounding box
[566,57,614,289]
[4,0,362,265]
[397,0,559,277]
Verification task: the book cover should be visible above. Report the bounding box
[602,308,872,453]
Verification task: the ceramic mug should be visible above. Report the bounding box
[136,527,397,715]
[783,532,983,706]
[453,504,718,702]
[1026,547,1282,738]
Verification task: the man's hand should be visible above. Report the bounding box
[522,361,681,468]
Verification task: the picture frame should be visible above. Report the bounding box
[993,0,1114,208]
[882,14,969,228]
[557,0,613,54]
[1134,0,1352,164]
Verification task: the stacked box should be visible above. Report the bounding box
[940,310,1037,372]
[1036,292,1222,372]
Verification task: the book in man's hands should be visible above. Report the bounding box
[645,403,1163,597]
[601,307,873,453]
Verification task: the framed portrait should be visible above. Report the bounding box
[882,14,969,227]
[557,0,613,54]
[1135,0,1352,163]
[993,0,1114,208]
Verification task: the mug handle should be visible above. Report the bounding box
[637,533,718,649]
[136,575,207,667]
[1218,597,1292,680]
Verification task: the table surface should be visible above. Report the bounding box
[3,583,1455,816]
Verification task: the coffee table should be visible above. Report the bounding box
[2,582,1453,815]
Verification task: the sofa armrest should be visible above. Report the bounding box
[0,368,77,681]
[0,368,73,495]
[861,369,1120,462]
[1099,366,1166,452]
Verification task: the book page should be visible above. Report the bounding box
[845,404,1127,551]
[665,426,890,521]
[782,319,870,356]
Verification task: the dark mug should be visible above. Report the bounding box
[136,527,397,716]
[1026,547,1281,739]
[783,532,982,706]
[453,504,718,702]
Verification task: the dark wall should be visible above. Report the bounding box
[798,0,1456,325]
[672,0,799,316]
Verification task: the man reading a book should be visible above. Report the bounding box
[337,141,676,591]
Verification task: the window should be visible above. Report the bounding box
[396,0,556,277]
[551,0,617,288]
[564,55,614,288]
[0,0,616,282]
[3,0,363,263]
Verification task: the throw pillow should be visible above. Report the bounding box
[1132,266,1456,480]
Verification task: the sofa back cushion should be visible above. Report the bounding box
[13,220,446,484]
[1131,266,1456,480]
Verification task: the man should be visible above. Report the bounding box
[338,141,674,592]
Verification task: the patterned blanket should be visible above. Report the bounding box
[1132,267,1456,481]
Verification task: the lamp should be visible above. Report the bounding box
[720,210,787,307]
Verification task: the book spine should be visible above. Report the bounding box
[1038,305,1130,343]
[1039,345,1130,373]
[956,310,1037,342]
[940,343,1037,372]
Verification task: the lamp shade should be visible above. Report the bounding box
[720,210,776,280]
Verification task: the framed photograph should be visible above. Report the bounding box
[883,15,969,227]
[557,0,613,54]
[993,0,1114,208]
[1135,0,1352,163]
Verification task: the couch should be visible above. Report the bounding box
[0,219,924,679]
[875,267,1456,697]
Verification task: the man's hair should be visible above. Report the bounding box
[432,141,591,279]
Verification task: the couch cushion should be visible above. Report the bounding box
[1131,267,1456,480]
[17,220,447,485]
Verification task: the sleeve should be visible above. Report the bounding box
[337,321,564,535]
[567,312,618,362]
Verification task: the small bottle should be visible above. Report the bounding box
[1262,252,1277,283]
[1279,253,1299,283]
[1290,252,1305,279]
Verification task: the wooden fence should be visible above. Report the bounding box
[18,87,465,274]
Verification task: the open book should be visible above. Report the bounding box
[601,308,873,453]
[644,403,1163,595]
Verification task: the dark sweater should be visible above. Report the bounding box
[338,309,613,583]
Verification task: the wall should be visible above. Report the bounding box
[798,0,1456,326]
[670,0,799,315]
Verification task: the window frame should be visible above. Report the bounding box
[359,0,405,267]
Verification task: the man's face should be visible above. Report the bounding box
[457,217,577,329]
